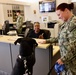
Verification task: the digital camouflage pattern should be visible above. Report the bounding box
[46,15,76,75]
[16,15,23,34]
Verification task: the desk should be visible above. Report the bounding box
[53,46,60,56]
[0,35,59,75]
[33,39,53,75]
[0,24,2,35]
[0,35,21,73]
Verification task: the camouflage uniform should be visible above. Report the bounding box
[16,15,23,34]
[46,15,76,75]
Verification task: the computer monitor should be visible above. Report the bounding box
[39,0,56,13]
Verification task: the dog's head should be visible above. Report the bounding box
[14,37,38,56]
[14,37,38,47]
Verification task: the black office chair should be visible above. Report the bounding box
[22,21,33,29]
[18,21,33,37]
[18,27,26,37]
[3,20,9,35]
[18,27,31,37]
[41,29,51,39]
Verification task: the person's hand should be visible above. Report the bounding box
[39,33,44,39]
[39,35,44,39]
[38,39,46,44]
[13,25,17,29]
[56,58,64,65]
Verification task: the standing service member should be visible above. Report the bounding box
[39,3,76,75]
[14,10,23,34]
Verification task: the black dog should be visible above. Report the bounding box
[11,37,38,75]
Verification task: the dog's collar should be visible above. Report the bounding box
[18,52,34,60]
[18,55,26,60]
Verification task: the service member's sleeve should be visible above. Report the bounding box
[46,37,58,43]
[61,21,76,65]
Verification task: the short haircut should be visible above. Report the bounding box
[34,22,40,25]
[16,10,21,13]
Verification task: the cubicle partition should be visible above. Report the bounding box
[0,42,12,73]
[33,46,53,75]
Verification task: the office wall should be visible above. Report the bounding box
[0,0,30,5]
[24,0,71,28]
[0,0,71,26]
[0,0,30,25]
[0,4,4,25]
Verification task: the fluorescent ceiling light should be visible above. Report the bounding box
[15,0,27,2]
[15,0,39,3]
[71,0,76,2]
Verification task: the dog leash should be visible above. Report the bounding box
[47,64,55,75]
[47,62,65,75]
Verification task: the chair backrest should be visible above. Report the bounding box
[3,20,9,35]
[24,28,30,37]
[22,21,33,29]
[41,29,51,39]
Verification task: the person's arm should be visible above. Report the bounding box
[38,37,58,44]
[46,37,58,43]
[61,21,76,65]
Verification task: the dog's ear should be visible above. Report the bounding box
[14,38,22,45]
[34,41,38,47]
[32,39,38,47]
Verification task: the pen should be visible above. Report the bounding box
[42,33,44,36]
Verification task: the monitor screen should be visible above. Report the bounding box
[39,0,56,13]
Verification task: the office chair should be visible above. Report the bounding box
[24,28,30,37]
[17,26,26,37]
[3,20,9,35]
[18,21,33,37]
[22,21,33,29]
[41,29,51,39]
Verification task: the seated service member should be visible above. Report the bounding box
[27,22,47,39]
